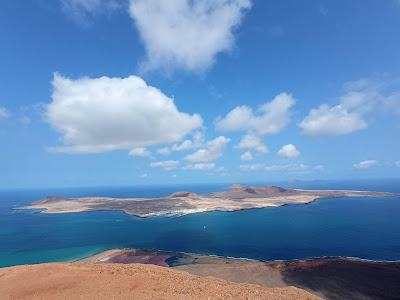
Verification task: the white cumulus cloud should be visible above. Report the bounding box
[129,147,151,157]
[157,147,171,156]
[150,160,180,171]
[240,151,253,161]
[172,140,194,151]
[300,104,368,137]
[46,74,202,154]
[236,134,268,153]
[129,0,251,73]
[353,160,379,170]
[277,144,300,158]
[300,76,400,137]
[216,93,295,136]
[184,163,215,171]
[185,136,230,162]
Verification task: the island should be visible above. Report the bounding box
[17,185,399,218]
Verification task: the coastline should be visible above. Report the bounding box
[6,185,400,298]
[74,247,400,264]
[2,246,399,299]
[17,193,400,220]
[73,248,400,300]
[15,185,400,218]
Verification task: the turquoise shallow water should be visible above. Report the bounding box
[0,181,400,268]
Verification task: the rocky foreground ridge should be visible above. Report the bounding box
[0,263,321,300]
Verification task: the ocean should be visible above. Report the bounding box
[0,180,399,268]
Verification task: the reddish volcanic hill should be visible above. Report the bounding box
[210,185,300,199]
[167,191,199,198]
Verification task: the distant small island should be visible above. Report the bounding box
[17,185,399,218]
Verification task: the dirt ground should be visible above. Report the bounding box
[0,262,321,300]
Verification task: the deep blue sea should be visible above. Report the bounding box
[1,180,400,268]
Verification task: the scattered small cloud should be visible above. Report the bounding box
[172,140,194,151]
[150,160,179,171]
[278,144,300,158]
[240,163,323,173]
[240,151,253,161]
[218,93,294,157]
[60,0,122,26]
[216,93,295,136]
[0,107,9,121]
[239,164,264,172]
[353,160,379,170]
[236,134,268,153]
[265,164,322,173]
[157,147,171,156]
[129,147,151,157]
[353,160,400,170]
[314,165,325,172]
[184,163,215,171]
[46,74,202,154]
[171,131,205,151]
[185,136,230,162]
[156,131,205,155]
[129,0,251,73]
[140,173,148,178]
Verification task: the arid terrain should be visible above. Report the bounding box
[0,262,321,300]
[2,248,399,300]
[78,248,400,300]
[17,185,399,218]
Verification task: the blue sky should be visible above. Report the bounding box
[1,0,400,188]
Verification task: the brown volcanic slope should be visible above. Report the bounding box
[17,185,399,218]
[0,263,322,300]
[80,248,400,300]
